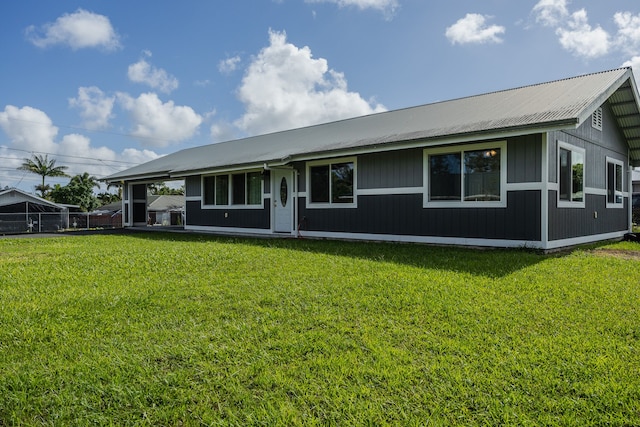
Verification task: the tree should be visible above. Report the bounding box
[148,182,184,195]
[96,192,121,206]
[49,172,100,212]
[107,182,123,198]
[18,154,70,197]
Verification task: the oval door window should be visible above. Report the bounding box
[280,177,288,207]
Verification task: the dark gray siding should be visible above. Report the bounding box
[186,200,270,229]
[185,176,200,197]
[547,101,630,239]
[548,101,629,188]
[508,135,542,183]
[298,191,541,241]
[548,192,628,241]
[358,148,423,189]
[131,184,147,224]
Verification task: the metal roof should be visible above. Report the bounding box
[106,67,640,182]
[0,188,69,210]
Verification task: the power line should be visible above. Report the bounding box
[0,146,141,166]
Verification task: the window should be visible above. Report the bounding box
[203,171,262,207]
[592,107,603,131]
[232,173,245,205]
[203,176,215,205]
[247,172,262,205]
[215,175,229,205]
[307,158,355,207]
[425,142,505,207]
[558,142,584,207]
[606,158,623,207]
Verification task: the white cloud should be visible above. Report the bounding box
[26,9,120,51]
[57,134,159,179]
[0,105,59,153]
[445,14,505,45]
[305,0,398,18]
[128,56,179,93]
[0,105,159,189]
[532,0,569,27]
[218,56,241,74]
[233,30,385,137]
[614,12,640,56]
[120,148,161,166]
[117,92,203,147]
[68,86,115,130]
[622,56,640,70]
[210,121,237,143]
[556,9,610,59]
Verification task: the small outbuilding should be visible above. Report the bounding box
[0,188,70,233]
[106,68,640,249]
[147,195,185,226]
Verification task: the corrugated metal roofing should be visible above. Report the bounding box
[0,188,67,209]
[106,68,640,182]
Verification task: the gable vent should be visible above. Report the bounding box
[592,107,603,131]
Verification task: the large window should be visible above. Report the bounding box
[558,142,584,207]
[307,158,355,207]
[203,171,262,207]
[425,142,505,207]
[606,158,623,207]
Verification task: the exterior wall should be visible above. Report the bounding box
[131,184,147,225]
[297,135,543,243]
[507,134,542,183]
[548,193,628,240]
[185,199,271,229]
[185,176,200,197]
[298,191,541,241]
[359,148,423,189]
[547,101,630,242]
[179,119,631,248]
[184,173,271,230]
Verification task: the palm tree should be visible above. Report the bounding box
[18,154,70,197]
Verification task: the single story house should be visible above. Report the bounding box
[106,68,640,250]
[0,188,71,233]
[147,195,185,226]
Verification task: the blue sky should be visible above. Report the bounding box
[2,0,640,193]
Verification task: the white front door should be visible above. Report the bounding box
[273,170,293,233]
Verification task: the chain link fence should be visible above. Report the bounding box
[0,211,122,234]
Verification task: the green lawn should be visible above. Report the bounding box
[1,232,639,426]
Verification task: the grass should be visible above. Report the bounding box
[1,232,639,426]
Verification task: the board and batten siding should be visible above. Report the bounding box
[184,172,271,230]
[185,199,271,229]
[547,101,630,241]
[548,193,628,240]
[358,148,423,189]
[297,135,543,242]
[185,176,201,197]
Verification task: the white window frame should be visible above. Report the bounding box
[423,141,507,208]
[201,170,264,209]
[606,157,624,209]
[557,141,586,208]
[306,157,357,209]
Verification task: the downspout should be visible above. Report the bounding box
[294,169,300,238]
[629,154,633,233]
